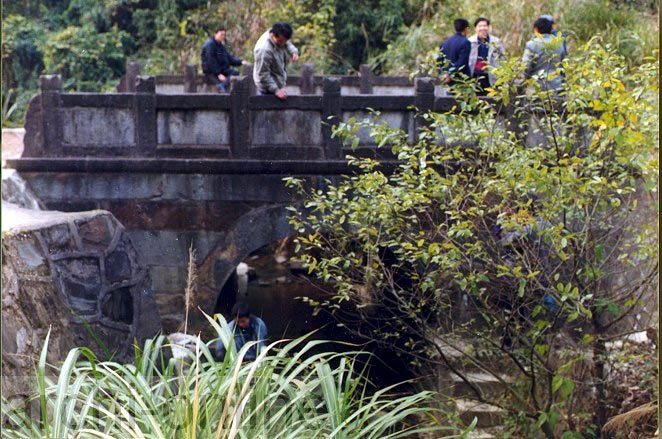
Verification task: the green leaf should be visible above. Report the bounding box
[553,376,575,399]
[561,379,576,398]
[552,375,563,393]
[534,343,549,356]
[607,302,620,317]
[594,244,605,263]
[38,329,51,439]
[548,410,559,429]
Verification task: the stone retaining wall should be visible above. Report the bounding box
[1,203,161,398]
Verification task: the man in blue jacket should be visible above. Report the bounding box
[215,302,268,362]
[438,18,471,85]
[201,26,248,92]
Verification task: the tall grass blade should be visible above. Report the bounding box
[37,328,51,439]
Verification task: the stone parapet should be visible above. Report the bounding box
[17,73,513,163]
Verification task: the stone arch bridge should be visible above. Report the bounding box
[6,71,532,336]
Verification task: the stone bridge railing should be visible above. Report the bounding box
[117,62,421,96]
[17,72,513,172]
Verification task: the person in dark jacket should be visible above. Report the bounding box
[438,18,472,85]
[201,26,248,92]
[215,302,268,362]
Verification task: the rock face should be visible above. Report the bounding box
[1,169,44,210]
[1,202,161,399]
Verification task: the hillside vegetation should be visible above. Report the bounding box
[1,0,658,126]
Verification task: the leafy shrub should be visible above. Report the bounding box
[564,0,658,64]
[133,8,158,45]
[287,41,658,437]
[43,25,130,91]
[2,15,46,91]
[1,88,36,128]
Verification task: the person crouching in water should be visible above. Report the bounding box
[215,302,268,362]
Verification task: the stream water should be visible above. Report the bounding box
[214,242,415,389]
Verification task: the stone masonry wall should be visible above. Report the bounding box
[17,171,318,334]
[1,203,161,399]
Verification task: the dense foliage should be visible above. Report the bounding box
[286,41,658,437]
[1,0,658,125]
[1,317,467,438]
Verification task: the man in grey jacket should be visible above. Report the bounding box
[468,17,505,94]
[253,22,299,100]
[522,17,567,93]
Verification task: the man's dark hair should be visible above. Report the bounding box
[214,26,226,33]
[534,17,553,34]
[454,18,470,33]
[270,22,293,39]
[474,17,490,27]
[231,302,250,318]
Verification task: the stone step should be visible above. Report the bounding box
[465,427,503,438]
[457,398,505,429]
[450,371,510,398]
[433,335,505,369]
[433,335,473,359]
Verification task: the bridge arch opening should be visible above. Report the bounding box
[213,237,340,341]
[197,205,414,387]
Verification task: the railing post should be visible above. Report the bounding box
[301,64,315,95]
[134,76,157,156]
[359,64,373,95]
[118,61,140,92]
[230,76,250,158]
[184,64,197,93]
[322,77,342,159]
[414,77,435,139]
[40,75,63,156]
[242,63,256,96]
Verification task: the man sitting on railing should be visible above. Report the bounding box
[201,26,249,93]
[253,22,299,100]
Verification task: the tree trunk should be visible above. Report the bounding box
[592,335,608,438]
